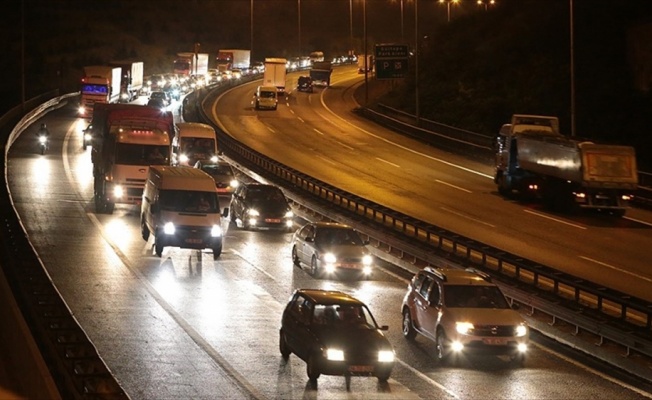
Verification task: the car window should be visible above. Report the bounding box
[316,228,363,246]
[313,304,375,329]
[418,276,433,299]
[444,285,510,309]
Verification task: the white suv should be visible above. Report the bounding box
[401,267,529,364]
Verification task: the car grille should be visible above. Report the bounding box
[471,325,518,337]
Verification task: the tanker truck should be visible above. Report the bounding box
[90,103,173,214]
[494,114,638,216]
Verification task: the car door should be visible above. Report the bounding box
[414,276,435,340]
[299,224,316,265]
[284,295,315,361]
[230,185,245,221]
[421,281,442,341]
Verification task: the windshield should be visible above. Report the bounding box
[444,285,510,309]
[201,164,234,178]
[312,304,377,329]
[115,144,169,165]
[248,186,285,202]
[159,190,219,213]
[81,84,108,95]
[316,227,364,246]
[259,91,276,99]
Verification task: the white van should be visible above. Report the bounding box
[172,122,219,166]
[254,86,278,110]
[140,165,228,259]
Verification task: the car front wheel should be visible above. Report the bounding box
[435,328,449,363]
[279,331,291,359]
[292,246,301,267]
[307,353,320,382]
[310,256,320,278]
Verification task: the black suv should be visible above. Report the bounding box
[280,289,395,384]
[297,76,313,93]
[229,183,293,230]
[401,267,529,365]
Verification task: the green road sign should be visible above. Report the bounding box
[375,44,409,79]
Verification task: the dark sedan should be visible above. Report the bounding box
[279,289,395,384]
[229,183,293,230]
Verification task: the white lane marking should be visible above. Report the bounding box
[532,341,652,399]
[335,140,354,150]
[624,215,652,227]
[317,155,337,166]
[313,128,324,136]
[580,256,652,284]
[435,179,472,193]
[319,78,493,180]
[267,126,276,134]
[523,209,587,229]
[375,157,400,168]
[441,206,495,228]
[297,116,304,123]
[231,249,278,281]
[395,359,460,399]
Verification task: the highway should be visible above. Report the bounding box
[4,68,652,398]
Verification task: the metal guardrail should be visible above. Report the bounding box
[198,85,652,364]
[1,92,128,399]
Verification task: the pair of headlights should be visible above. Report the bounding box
[162,222,222,237]
[325,348,395,363]
[323,253,373,266]
[247,209,294,219]
[455,322,528,337]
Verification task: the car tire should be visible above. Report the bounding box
[279,331,291,359]
[402,308,417,341]
[212,244,222,260]
[310,256,320,278]
[509,352,525,367]
[376,371,391,383]
[307,353,320,382]
[292,246,301,267]
[435,328,449,363]
[141,219,150,241]
[155,236,164,257]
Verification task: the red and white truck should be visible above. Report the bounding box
[173,52,209,77]
[78,66,122,118]
[216,49,251,73]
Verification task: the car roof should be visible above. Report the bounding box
[312,221,352,230]
[423,267,494,286]
[295,289,365,306]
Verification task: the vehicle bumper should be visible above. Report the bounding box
[157,229,223,250]
[316,357,394,378]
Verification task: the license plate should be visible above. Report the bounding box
[340,264,360,269]
[482,338,507,345]
[264,218,281,223]
[348,365,374,373]
[185,238,202,244]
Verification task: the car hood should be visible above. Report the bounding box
[316,244,369,257]
[316,326,391,351]
[249,200,289,213]
[447,308,525,325]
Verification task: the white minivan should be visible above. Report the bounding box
[172,122,219,166]
[254,86,278,110]
[140,165,228,259]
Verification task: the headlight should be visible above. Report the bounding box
[284,210,294,218]
[378,350,395,363]
[325,348,344,361]
[113,185,124,198]
[38,136,47,144]
[230,180,239,188]
[121,93,129,100]
[247,209,259,217]
[362,255,373,266]
[163,222,175,235]
[323,253,337,264]
[210,156,218,162]
[456,322,474,335]
[179,154,189,163]
[515,324,528,337]
[84,133,92,141]
[211,224,222,237]
[78,106,86,114]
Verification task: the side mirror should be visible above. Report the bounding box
[222,207,229,218]
[379,325,389,331]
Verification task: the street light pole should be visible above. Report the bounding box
[364,0,368,105]
[400,0,405,43]
[570,0,576,136]
[414,0,420,122]
[349,0,354,58]
[298,0,302,55]
[250,0,254,61]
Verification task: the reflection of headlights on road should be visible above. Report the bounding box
[113,185,124,199]
[516,324,528,337]
[324,264,336,274]
[362,255,373,266]
[285,220,294,228]
[179,154,189,163]
[451,341,464,352]
[517,343,527,353]
[211,225,222,237]
[247,209,259,217]
[323,253,336,264]
[163,222,175,235]
[325,348,344,361]
[230,180,239,188]
[456,322,474,335]
[378,350,395,363]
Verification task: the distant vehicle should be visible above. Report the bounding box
[194,159,239,196]
[230,69,242,79]
[229,182,293,230]
[263,58,287,95]
[309,51,325,63]
[401,267,529,365]
[291,222,374,279]
[147,98,167,110]
[254,86,278,110]
[494,114,638,216]
[149,91,171,106]
[109,60,144,102]
[78,66,122,118]
[173,52,209,76]
[216,49,251,72]
[279,289,395,384]
[357,54,374,73]
[297,76,313,93]
[310,61,332,87]
[173,122,218,167]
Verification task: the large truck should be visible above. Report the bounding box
[109,60,144,103]
[173,52,209,77]
[357,54,374,73]
[263,58,287,95]
[216,49,251,73]
[90,103,174,214]
[494,114,639,216]
[309,61,332,87]
[78,66,122,118]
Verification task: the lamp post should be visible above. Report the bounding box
[414,0,420,121]
[349,0,354,58]
[363,0,368,105]
[298,0,302,55]
[400,0,405,43]
[439,0,458,23]
[570,0,576,136]
[476,0,495,12]
[250,0,254,61]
